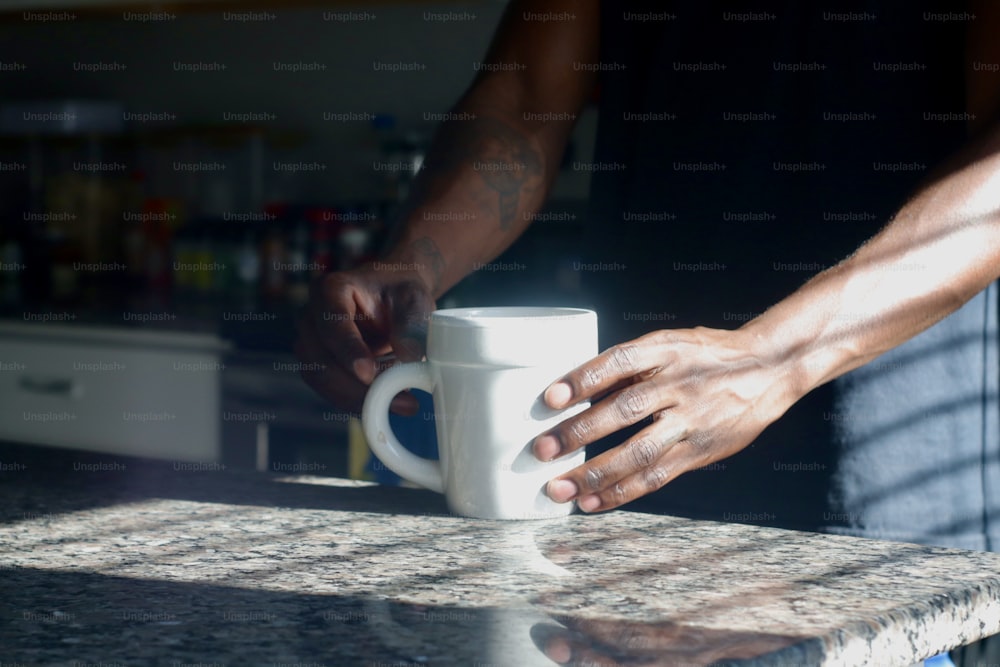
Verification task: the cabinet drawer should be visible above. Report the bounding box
[0,324,226,461]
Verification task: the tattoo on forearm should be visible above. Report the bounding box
[471,117,544,229]
[410,236,446,293]
[418,115,544,231]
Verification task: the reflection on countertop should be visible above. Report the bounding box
[2,443,999,666]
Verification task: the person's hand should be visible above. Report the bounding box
[534,327,797,512]
[294,265,436,415]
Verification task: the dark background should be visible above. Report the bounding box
[0,1,591,476]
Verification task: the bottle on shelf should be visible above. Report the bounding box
[307,207,337,277]
[235,229,260,288]
[337,223,371,272]
[258,224,287,299]
[171,223,196,291]
[192,225,214,293]
[48,221,82,301]
[285,214,311,304]
[212,220,238,294]
[142,198,177,294]
[0,236,23,303]
[371,114,426,221]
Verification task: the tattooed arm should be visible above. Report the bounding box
[380,0,599,296]
[296,0,598,412]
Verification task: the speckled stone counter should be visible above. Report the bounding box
[2,445,1000,667]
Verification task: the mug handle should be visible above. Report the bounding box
[361,362,444,493]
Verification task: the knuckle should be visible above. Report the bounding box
[608,482,629,504]
[614,386,650,421]
[686,431,712,453]
[624,438,659,469]
[400,277,430,296]
[655,330,681,346]
[400,311,429,337]
[565,418,593,447]
[581,365,608,391]
[608,344,640,375]
[392,283,432,335]
[642,464,669,492]
[583,466,606,492]
[318,273,350,302]
[347,340,371,360]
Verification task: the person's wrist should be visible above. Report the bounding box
[734,317,812,415]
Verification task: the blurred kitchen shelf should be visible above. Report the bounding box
[0,125,307,148]
[0,0,503,15]
[0,292,304,353]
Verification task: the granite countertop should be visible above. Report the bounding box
[2,444,1000,667]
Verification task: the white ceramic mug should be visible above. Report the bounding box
[362,307,598,520]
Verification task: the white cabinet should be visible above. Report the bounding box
[0,322,229,462]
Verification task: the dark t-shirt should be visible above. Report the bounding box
[584,0,999,550]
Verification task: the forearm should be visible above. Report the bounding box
[377,0,598,298]
[381,77,570,296]
[744,120,1000,405]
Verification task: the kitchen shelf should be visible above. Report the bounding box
[3,0,499,16]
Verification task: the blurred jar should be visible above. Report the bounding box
[259,225,286,298]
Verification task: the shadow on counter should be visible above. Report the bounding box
[0,441,448,523]
[0,565,815,666]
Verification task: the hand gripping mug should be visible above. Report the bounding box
[362,307,598,519]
